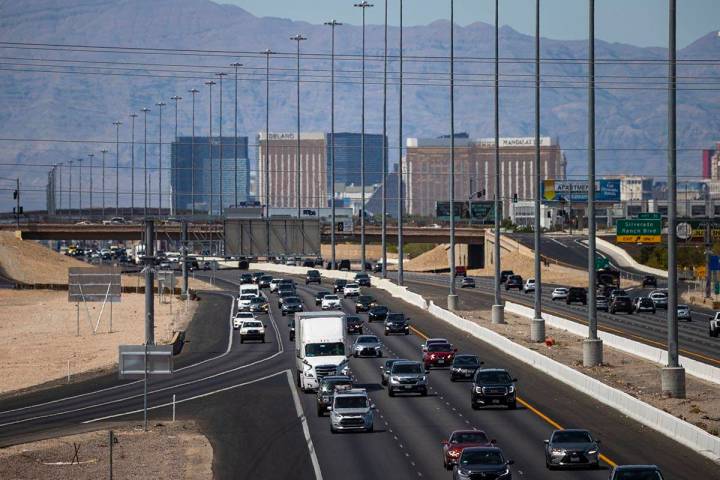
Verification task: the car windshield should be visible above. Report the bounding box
[371,306,388,313]
[463,279,475,283]
[451,431,489,444]
[335,280,347,286]
[243,321,262,328]
[250,297,265,304]
[640,298,654,306]
[392,363,423,374]
[240,294,255,300]
[387,313,406,322]
[678,305,689,309]
[325,295,339,301]
[357,336,378,344]
[384,359,402,369]
[346,316,361,324]
[305,343,345,357]
[555,288,568,292]
[358,296,374,303]
[614,471,663,480]
[346,284,359,289]
[334,396,368,409]
[320,380,352,392]
[552,431,592,443]
[475,371,512,384]
[356,273,369,279]
[308,270,319,276]
[460,450,505,466]
[316,291,329,298]
[285,298,301,305]
[453,356,479,367]
[427,344,452,352]
[261,276,273,281]
[652,292,667,298]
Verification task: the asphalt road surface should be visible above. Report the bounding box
[1,269,717,479]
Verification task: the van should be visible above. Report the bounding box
[240,284,260,297]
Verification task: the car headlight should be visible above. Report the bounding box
[340,365,350,375]
[550,448,564,455]
[390,376,400,383]
[508,385,515,394]
[587,449,598,455]
[474,386,483,394]
[500,467,510,477]
[419,376,427,383]
[457,468,470,477]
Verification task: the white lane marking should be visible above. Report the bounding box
[286,370,324,480]
[547,237,566,248]
[82,369,287,422]
[0,289,237,417]
[0,289,285,428]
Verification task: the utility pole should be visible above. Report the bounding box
[662,0,685,398]
[181,220,189,296]
[231,63,242,208]
[113,121,122,217]
[583,0,602,366]
[78,158,83,218]
[448,0,458,310]
[262,49,275,258]
[324,21,342,268]
[205,80,216,216]
[290,35,306,217]
[101,149,108,219]
[216,72,227,215]
[171,95,182,217]
[381,0,388,278]
[156,101,166,216]
[88,153,95,219]
[68,160,74,220]
[531,0,545,342]
[129,113,137,218]
[58,163,63,217]
[189,88,199,216]
[141,107,150,218]
[492,0,505,325]
[144,219,155,345]
[398,0,404,286]
[14,178,20,228]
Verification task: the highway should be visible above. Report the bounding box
[1,268,717,478]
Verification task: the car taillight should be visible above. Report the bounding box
[448,448,461,458]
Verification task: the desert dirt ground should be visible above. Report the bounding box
[462,308,720,437]
[0,287,210,396]
[0,421,213,480]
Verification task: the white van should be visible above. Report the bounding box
[240,284,260,297]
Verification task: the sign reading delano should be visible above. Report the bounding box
[68,266,122,302]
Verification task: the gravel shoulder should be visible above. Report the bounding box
[0,420,212,480]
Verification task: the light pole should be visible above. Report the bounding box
[583,0,602,366]
[189,88,199,216]
[205,80,216,216]
[491,0,505,324]
[662,0,685,398]
[141,107,150,218]
[58,162,63,217]
[530,0,545,342]
[88,153,95,219]
[448,0,458,310]
[231,63,243,208]
[156,101,166,216]
[381,0,388,278]
[100,149,108,219]
[398,1,404,286]
[325,20,342,269]
[78,158,83,218]
[68,160,73,219]
[129,113,137,217]
[355,1,373,272]
[216,72,227,214]
[171,95,182,216]
[262,49,275,221]
[113,121,122,217]
[290,35,307,217]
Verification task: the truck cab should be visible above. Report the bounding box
[710,312,720,338]
[295,312,350,391]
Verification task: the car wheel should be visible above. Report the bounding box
[444,461,451,471]
[368,318,372,323]
[450,376,456,382]
[359,329,363,334]
[240,337,245,344]
[405,331,409,335]
[330,426,337,434]
[388,388,395,397]
[366,424,374,433]
[420,388,428,397]
[282,311,286,316]
[471,402,479,410]
[384,331,389,336]
[353,353,358,358]
[317,405,325,417]
[378,351,383,358]
[508,401,517,410]
[261,336,265,343]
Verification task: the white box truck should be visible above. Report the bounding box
[295,311,349,391]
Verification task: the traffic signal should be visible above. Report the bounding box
[13,190,18,199]
[336,222,344,232]
[512,193,518,203]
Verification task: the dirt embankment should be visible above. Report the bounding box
[0,232,89,284]
[0,421,213,480]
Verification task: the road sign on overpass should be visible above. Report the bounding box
[616,219,661,243]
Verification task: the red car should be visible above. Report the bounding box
[441,430,495,470]
[423,342,457,369]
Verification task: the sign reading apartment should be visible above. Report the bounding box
[68,266,122,303]
[616,219,662,243]
[542,179,621,202]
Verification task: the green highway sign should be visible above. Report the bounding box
[616,218,662,243]
[595,257,610,269]
[638,212,661,220]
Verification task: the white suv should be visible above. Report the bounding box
[239,319,266,343]
[321,294,342,310]
[233,312,255,330]
[237,294,257,311]
[551,287,568,301]
[523,279,536,293]
[343,283,361,297]
[269,278,282,293]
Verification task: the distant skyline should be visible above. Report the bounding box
[222,0,718,49]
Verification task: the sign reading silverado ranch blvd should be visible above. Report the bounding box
[616,219,662,243]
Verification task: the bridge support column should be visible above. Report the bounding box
[447,294,459,311]
[582,338,603,367]
[530,318,545,342]
[491,304,505,324]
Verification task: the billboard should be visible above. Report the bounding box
[435,201,501,224]
[435,201,468,221]
[542,179,620,202]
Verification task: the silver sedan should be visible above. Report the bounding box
[352,335,383,358]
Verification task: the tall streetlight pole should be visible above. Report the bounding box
[78,158,84,219]
[100,149,108,219]
[583,0,602,366]
[156,101,166,216]
[397,1,405,286]
[170,96,182,216]
[141,107,150,218]
[205,80,216,216]
[231,63,243,208]
[381,0,388,278]
[355,1,373,272]
[324,20,342,269]
[113,121,122,217]
[189,88,199,216]
[662,0,685,398]
[68,160,73,219]
[129,113,137,217]
[262,49,274,222]
[530,0,545,342]
[216,72,227,215]
[58,163,63,216]
[448,0,458,310]
[492,0,505,324]
[290,35,307,218]
[88,153,95,219]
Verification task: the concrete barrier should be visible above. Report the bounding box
[594,237,667,278]
[504,301,720,386]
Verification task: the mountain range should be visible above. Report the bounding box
[1,0,719,210]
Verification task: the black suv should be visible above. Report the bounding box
[354,272,371,287]
[505,275,523,291]
[281,296,304,316]
[471,368,517,410]
[355,295,376,313]
[500,270,514,284]
[333,279,347,293]
[314,290,330,306]
[384,313,410,335]
[258,275,273,289]
[610,296,633,315]
[368,305,389,322]
[316,375,353,416]
[339,259,351,271]
[346,315,364,334]
[240,273,254,284]
[642,275,658,288]
[566,287,587,305]
[305,270,321,285]
[450,354,482,382]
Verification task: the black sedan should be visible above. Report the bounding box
[333,279,347,293]
[450,354,482,381]
[314,290,331,306]
[355,295,377,313]
[384,313,410,335]
[240,273,254,284]
[281,296,304,316]
[610,296,634,315]
[346,315,364,335]
[368,305,389,323]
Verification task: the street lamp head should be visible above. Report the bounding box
[231,62,243,68]
[324,19,343,26]
[171,95,182,101]
[88,153,95,158]
[156,101,166,107]
[354,1,374,7]
[215,72,227,78]
[290,34,307,41]
[262,48,275,55]
[205,80,216,86]
[141,107,150,113]
[101,149,108,154]
[113,120,122,126]
[188,88,200,94]
[129,113,138,118]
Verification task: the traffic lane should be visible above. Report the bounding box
[287,286,427,480]
[357,306,606,479]
[363,285,720,478]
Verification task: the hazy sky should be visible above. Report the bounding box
[221,0,718,48]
